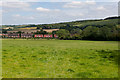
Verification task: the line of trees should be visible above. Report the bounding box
[56,25,120,41]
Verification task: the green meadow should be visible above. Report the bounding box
[2,39,118,78]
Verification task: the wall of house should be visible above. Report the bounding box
[1,33,58,38]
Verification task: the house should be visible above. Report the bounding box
[35,34,58,38]
[2,34,8,37]
[34,34,43,38]
[54,34,58,38]
[21,33,33,38]
[0,34,2,38]
[44,34,52,38]
[1,33,58,38]
[8,33,19,38]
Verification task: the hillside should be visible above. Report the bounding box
[2,16,120,30]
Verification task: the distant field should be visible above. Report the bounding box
[19,27,37,29]
[2,39,118,78]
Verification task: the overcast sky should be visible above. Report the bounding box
[0,0,119,25]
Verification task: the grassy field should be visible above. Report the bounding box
[2,39,118,78]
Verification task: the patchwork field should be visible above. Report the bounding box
[2,39,118,78]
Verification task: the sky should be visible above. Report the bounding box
[0,0,119,25]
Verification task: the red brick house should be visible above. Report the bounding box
[1,33,58,38]
[44,34,52,38]
[34,34,43,38]
[0,34,8,38]
[54,34,58,38]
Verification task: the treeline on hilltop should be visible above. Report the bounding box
[2,16,119,29]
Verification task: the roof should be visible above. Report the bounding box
[7,29,40,33]
[7,29,59,33]
[21,33,33,36]
[8,33,19,36]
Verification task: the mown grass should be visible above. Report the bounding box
[2,39,118,78]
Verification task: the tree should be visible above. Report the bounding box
[110,26,118,40]
[82,26,93,40]
[17,31,22,37]
[52,31,57,38]
[71,29,82,34]
[37,27,40,29]
[34,29,48,35]
[2,29,7,34]
[99,26,111,40]
[65,24,73,32]
[82,26,101,40]
[70,29,82,40]
[56,29,70,39]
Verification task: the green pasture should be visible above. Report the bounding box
[2,39,119,78]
